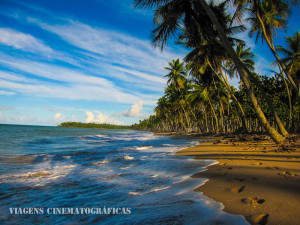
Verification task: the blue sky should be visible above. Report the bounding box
[0,0,299,126]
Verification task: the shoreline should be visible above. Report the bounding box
[158,132,300,225]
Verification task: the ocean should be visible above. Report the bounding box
[0,124,249,224]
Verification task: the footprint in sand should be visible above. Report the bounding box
[265,166,279,170]
[213,140,221,144]
[241,197,265,206]
[277,171,298,177]
[233,178,245,182]
[219,163,227,166]
[230,185,245,193]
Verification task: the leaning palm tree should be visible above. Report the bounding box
[134,0,286,143]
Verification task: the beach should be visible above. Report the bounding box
[172,133,300,225]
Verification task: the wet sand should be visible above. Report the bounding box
[160,133,300,225]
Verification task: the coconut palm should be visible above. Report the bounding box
[232,0,299,100]
[277,31,300,88]
[134,0,286,143]
[277,31,300,130]
[229,44,255,78]
[164,59,187,91]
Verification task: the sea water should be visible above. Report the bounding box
[0,124,249,224]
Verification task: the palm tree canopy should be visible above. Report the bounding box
[164,59,187,90]
[277,31,300,77]
[134,0,244,50]
[229,44,255,78]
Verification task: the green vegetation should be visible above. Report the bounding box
[58,122,132,130]
[132,0,299,144]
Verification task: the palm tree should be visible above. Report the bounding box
[164,59,187,91]
[277,31,300,130]
[134,0,286,143]
[277,31,300,91]
[229,44,255,79]
[180,22,249,132]
[233,0,299,100]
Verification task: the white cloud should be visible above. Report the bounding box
[254,56,277,76]
[85,111,123,125]
[0,28,54,55]
[116,101,147,118]
[0,90,16,95]
[54,112,63,121]
[53,113,67,125]
[234,30,255,49]
[0,17,179,107]
[0,55,114,87]
[0,106,14,110]
[0,77,154,104]
[0,112,38,125]
[71,115,78,121]
[30,19,183,80]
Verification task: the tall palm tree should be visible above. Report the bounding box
[134,0,286,143]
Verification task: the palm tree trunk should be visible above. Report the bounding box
[207,59,248,131]
[198,0,285,143]
[243,65,289,137]
[219,100,225,133]
[218,63,248,131]
[180,102,191,132]
[204,108,209,133]
[207,95,219,133]
[279,66,292,131]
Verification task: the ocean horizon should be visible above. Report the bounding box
[0,124,248,224]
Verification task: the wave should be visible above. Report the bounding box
[91,158,110,165]
[21,171,51,178]
[0,164,77,185]
[120,164,137,170]
[162,144,175,147]
[136,146,152,150]
[129,185,172,196]
[123,155,134,160]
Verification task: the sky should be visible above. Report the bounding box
[0,0,299,126]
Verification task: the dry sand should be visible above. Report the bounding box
[165,133,300,225]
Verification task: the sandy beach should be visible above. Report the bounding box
[161,133,300,225]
